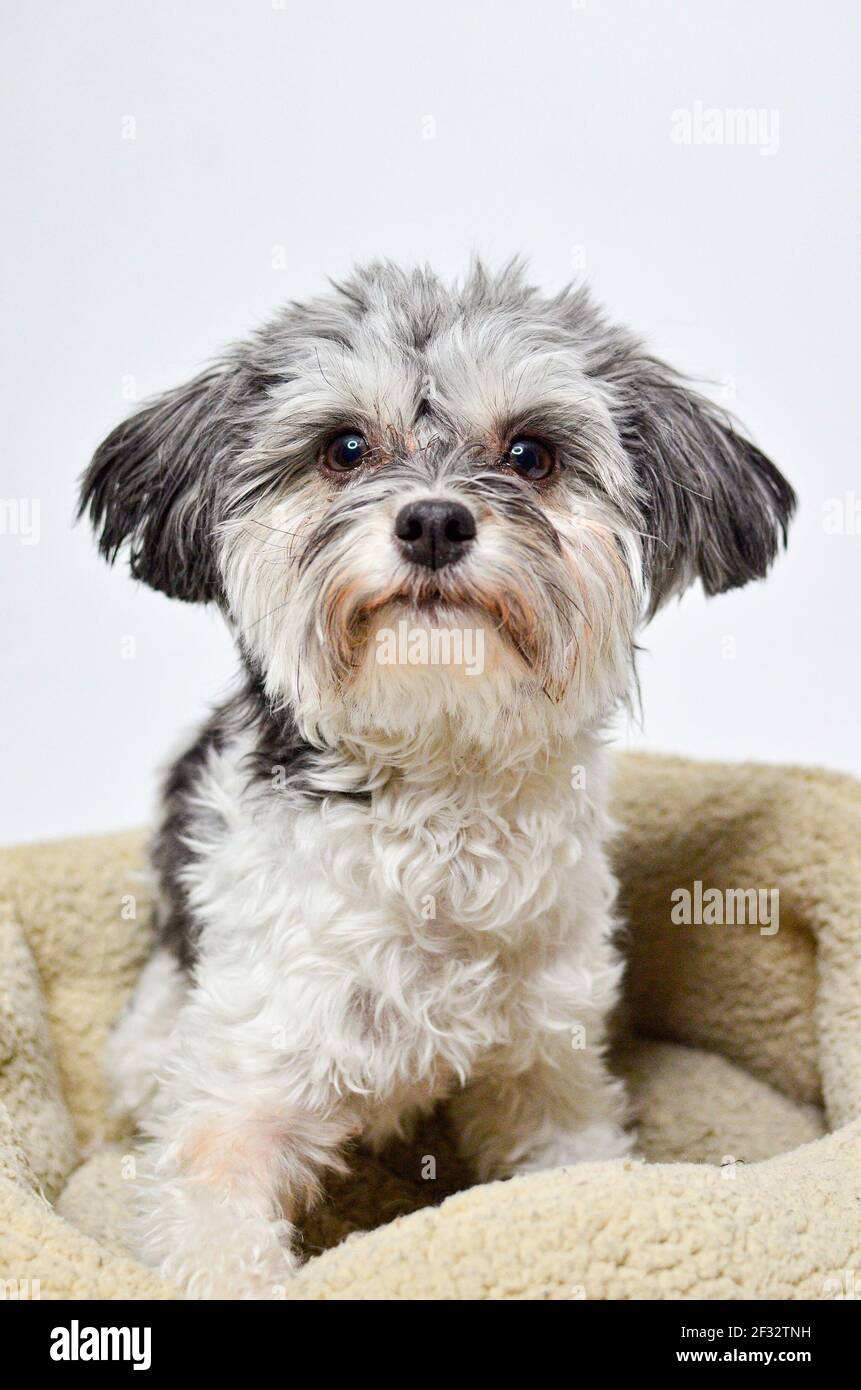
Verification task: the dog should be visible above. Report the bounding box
[80,261,795,1297]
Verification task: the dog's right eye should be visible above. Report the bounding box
[322,432,370,472]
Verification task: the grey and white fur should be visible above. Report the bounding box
[80,261,794,1297]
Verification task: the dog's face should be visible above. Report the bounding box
[80,263,795,745]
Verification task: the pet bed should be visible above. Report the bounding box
[1,752,859,1300]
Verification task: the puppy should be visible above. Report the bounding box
[80,262,794,1297]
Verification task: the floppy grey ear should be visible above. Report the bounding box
[587,336,796,617]
[78,358,262,602]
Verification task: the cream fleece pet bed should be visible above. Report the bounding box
[2,752,860,1301]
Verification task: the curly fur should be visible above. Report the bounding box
[83,261,794,1297]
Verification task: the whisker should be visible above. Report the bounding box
[543,577,592,635]
[665,476,710,501]
[222,517,308,542]
[314,348,337,392]
[626,526,669,550]
[240,599,293,636]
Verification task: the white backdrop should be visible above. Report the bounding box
[2,0,858,843]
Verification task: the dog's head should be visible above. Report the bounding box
[80,262,794,745]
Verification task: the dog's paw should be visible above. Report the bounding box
[512,1121,634,1176]
[157,1216,299,1299]
[135,1178,300,1299]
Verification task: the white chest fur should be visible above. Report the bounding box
[177,727,619,1108]
[112,724,631,1294]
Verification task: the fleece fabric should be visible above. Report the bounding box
[1,752,859,1300]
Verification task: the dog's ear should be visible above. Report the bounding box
[78,359,260,602]
[587,335,796,617]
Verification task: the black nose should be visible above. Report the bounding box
[394,500,477,570]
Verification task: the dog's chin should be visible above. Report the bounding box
[303,597,559,751]
[286,559,636,749]
[363,598,519,677]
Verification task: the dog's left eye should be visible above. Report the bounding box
[506,437,555,481]
[323,432,370,472]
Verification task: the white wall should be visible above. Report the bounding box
[2,0,858,843]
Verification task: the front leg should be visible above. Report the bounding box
[450,922,633,1181]
[134,990,359,1299]
[450,1038,632,1181]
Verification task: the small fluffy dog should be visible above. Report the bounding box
[80,262,794,1297]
